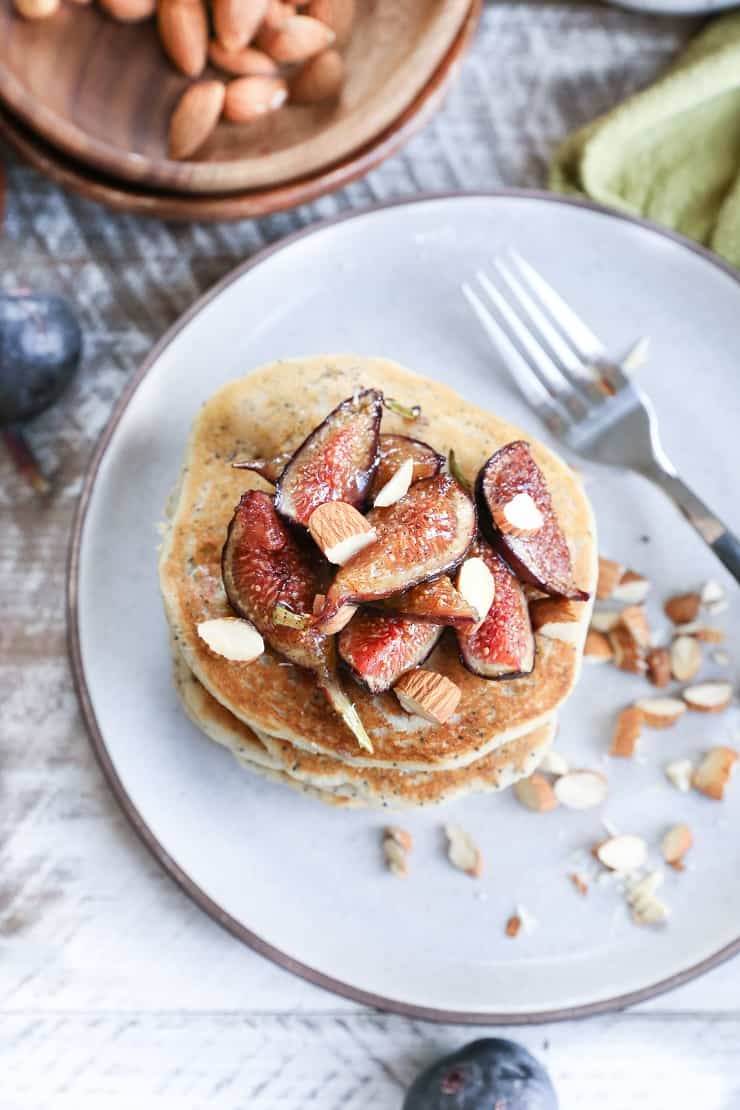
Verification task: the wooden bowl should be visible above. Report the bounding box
[0,0,471,195]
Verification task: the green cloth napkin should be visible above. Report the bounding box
[548,12,740,266]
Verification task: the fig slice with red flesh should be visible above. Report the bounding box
[374,575,479,627]
[457,540,535,678]
[231,450,292,485]
[316,474,477,623]
[221,490,371,749]
[476,440,589,601]
[274,388,382,526]
[369,434,444,500]
[338,610,442,695]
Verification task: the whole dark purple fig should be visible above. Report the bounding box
[403,1038,557,1110]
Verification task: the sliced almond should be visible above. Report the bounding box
[196,617,264,662]
[505,913,522,937]
[661,823,693,868]
[590,609,621,633]
[596,834,648,873]
[383,837,408,877]
[529,598,582,643]
[307,501,376,565]
[612,569,650,604]
[538,749,569,776]
[372,457,414,509]
[646,646,671,688]
[609,624,646,674]
[692,746,738,800]
[584,629,613,663]
[701,580,725,610]
[665,759,693,793]
[610,706,642,758]
[394,670,461,725]
[168,80,225,160]
[223,75,288,122]
[683,680,733,713]
[492,492,544,536]
[619,604,650,649]
[554,769,608,810]
[513,772,558,812]
[569,871,589,896]
[259,12,335,62]
[456,556,495,625]
[634,696,686,729]
[596,556,624,600]
[670,634,702,682]
[444,824,483,878]
[664,591,701,625]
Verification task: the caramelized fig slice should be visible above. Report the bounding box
[319,474,477,617]
[457,540,535,679]
[476,440,589,600]
[275,388,382,526]
[231,450,292,485]
[369,434,444,499]
[338,610,442,694]
[376,576,479,627]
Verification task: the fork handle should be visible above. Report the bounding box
[645,465,740,585]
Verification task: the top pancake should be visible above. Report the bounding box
[159,355,597,771]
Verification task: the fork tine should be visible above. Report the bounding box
[461,282,567,435]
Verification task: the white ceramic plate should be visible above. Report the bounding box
[607,0,733,14]
[69,193,740,1022]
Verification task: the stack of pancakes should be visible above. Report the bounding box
[159,356,597,809]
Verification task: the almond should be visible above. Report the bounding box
[554,769,608,809]
[665,759,693,793]
[259,0,294,31]
[692,746,738,800]
[259,12,334,62]
[384,825,413,853]
[99,0,155,19]
[646,646,671,688]
[394,669,461,725]
[505,914,522,937]
[158,0,209,76]
[513,772,558,812]
[372,456,413,508]
[444,824,482,878]
[492,492,544,536]
[619,604,650,649]
[596,834,648,873]
[585,630,612,661]
[12,0,59,17]
[612,569,650,604]
[529,598,581,644]
[661,823,693,868]
[608,624,646,674]
[538,749,569,776]
[590,609,620,633]
[307,501,375,564]
[596,556,624,600]
[628,871,669,926]
[306,0,354,48]
[700,579,726,611]
[213,0,268,51]
[311,593,357,634]
[610,706,642,758]
[383,837,408,877]
[208,41,279,75]
[673,622,726,644]
[634,696,686,729]
[670,635,702,682]
[223,74,288,121]
[569,872,589,896]
[682,680,733,713]
[456,556,495,625]
[291,48,345,103]
[168,80,225,159]
[664,591,701,625]
[196,616,263,662]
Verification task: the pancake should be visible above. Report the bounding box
[159,355,597,771]
[174,649,558,809]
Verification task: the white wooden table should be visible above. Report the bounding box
[3,4,740,1106]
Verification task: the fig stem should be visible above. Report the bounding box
[272,603,312,630]
[323,679,373,752]
[448,449,472,493]
[383,397,421,422]
[2,424,51,494]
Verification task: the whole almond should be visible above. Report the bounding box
[260,13,334,62]
[99,0,155,19]
[223,75,289,121]
[158,0,208,76]
[646,645,671,688]
[307,500,375,564]
[259,0,294,30]
[664,592,701,625]
[12,0,59,17]
[213,0,268,51]
[168,80,225,160]
[307,0,355,48]
[208,40,279,75]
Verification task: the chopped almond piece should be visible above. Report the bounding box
[664,592,701,625]
[590,609,621,633]
[311,593,357,634]
[613,569,650,604]
[609,625,646,674]
[610,707,642,757]
[596,556,624,600]
[383,836,409,877]
[492,492,543,536]
[554,770,608,809]
[569,871,589,896]
[196,617,264,662]
[394,669,461,724]
[373,457,414,508]
[444,824,483,878]
[513,773,559,812]
[619,605,650,649]
[529,598,582,643]
[597,834,648,873]
[538,749,569,776]
[670,635,702,682]
[634,696,686,729]
[692,626,727,644]
[661,823,693,869]
[692,746,738,800]
[307,501,376,564]
[505,913,522,937]
[701,580,726,612]
[646,646,671,688]
[683,680,733,713]
[584,629,613,663]
[628,871,670,926]
[456,556,495,624]
[665,759,693,793]
[384,826,413,853]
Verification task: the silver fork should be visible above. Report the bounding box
[462,249,740,584]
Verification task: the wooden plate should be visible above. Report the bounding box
[0,0,471,195]
[0,0,479,220]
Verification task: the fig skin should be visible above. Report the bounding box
[403,1037,558,1110]
[318,474,477,621]
[275,388,382,526]
[0,294,82,425]
[231,451,291,484]
[476,440,589,601]
[373,575,479,627]
[338,610,442,694]
[369,433,444,499]
[457,540,535,680]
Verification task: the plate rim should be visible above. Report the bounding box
[67,188,740,1024]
